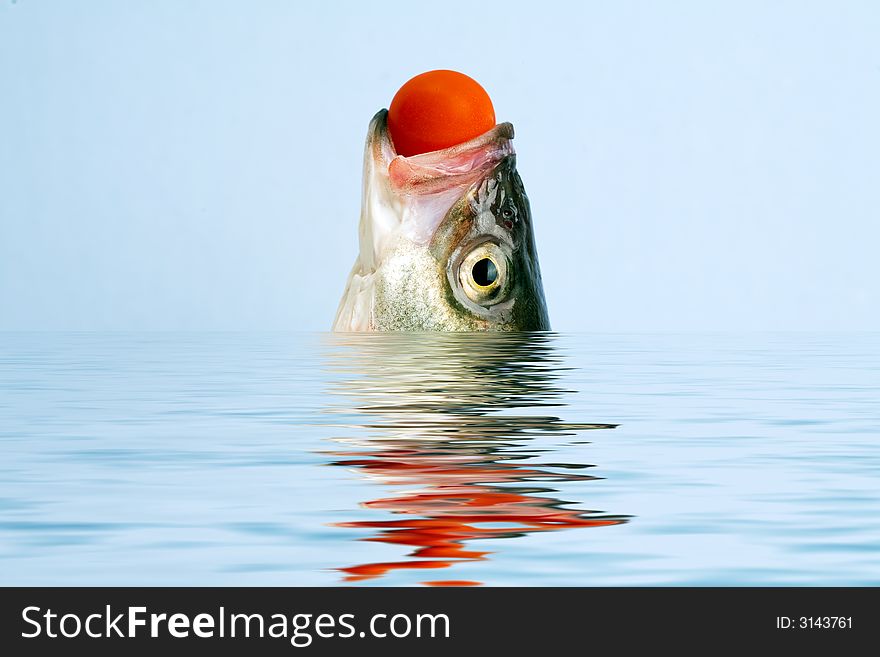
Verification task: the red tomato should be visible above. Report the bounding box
[387,70,496,157]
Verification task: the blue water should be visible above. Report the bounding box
[1,332,878,586]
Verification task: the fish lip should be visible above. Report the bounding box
[367,109,516,196]
[370,108,514,158]
[394,121,515,161]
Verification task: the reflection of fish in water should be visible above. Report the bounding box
[322,333,629,586]
[333,111,549,331]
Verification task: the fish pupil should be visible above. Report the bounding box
[472,258,498,287]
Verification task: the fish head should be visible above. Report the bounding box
[333,110,550,332]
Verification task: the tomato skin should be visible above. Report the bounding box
[387,70,496,157]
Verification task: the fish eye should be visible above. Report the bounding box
[458,243,509,307]
[472,258,498,288]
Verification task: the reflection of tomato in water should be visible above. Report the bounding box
[332,448,626,585]
[388,70,496,157]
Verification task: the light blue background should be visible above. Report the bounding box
[1,0,878,331]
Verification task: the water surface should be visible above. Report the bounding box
[1,332,878,585]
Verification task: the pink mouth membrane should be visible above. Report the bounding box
[378,123,515,244]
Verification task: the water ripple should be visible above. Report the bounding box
[0,331,878,585]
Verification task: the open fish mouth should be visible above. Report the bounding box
[384,116,515,197]
[365,111,517,245]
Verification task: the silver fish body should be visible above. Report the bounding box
[333,110,549,332]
